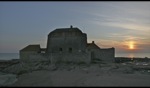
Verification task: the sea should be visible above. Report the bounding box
[115,52,150,58]
[0,53,149,60]
[0,53,19,60]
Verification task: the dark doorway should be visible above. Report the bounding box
[69,48,72,53]
[59,48,62,52]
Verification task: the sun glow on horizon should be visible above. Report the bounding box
[123,41,136,50]
[128,41,135,50]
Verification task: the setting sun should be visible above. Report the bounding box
[129,41,134,50]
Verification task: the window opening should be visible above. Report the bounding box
[69,48,72,53]
[59,48,62,51]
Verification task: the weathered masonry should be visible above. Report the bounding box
[20,25,115,64]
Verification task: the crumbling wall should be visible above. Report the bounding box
[90,48,115,62]
[20,51,48,63]
[28,54,48,62]
[98,48,115,62]
[20,51,37,62]
[47,35,87,53]
[50,51,91,64]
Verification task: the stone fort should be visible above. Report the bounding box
[20,26,115,64]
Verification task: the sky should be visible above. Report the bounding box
[0,1,150,54]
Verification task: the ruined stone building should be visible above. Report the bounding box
[20,26,115,64]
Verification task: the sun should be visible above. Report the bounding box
[128,41,134,50]
[129,44,134,49]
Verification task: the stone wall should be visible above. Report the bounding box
[46,30,87,53]
[28,54,48,62]
[20,51,48,63]
[91,48,115,62]
[46,36,87,53]
[20,51,37,62]
[20,48,115,64]
[49,51,91,64]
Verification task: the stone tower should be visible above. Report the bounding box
[46,26,87,54]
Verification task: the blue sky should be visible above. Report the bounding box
[0,1,150,53]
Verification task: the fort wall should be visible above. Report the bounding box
[90,48,115,62]
[19,26,115,64]
[50,52,91,64]
[98,48,115,62]
[47,34,87,53]
[20,52,47,63]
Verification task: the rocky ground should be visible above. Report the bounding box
[0,61,150,87]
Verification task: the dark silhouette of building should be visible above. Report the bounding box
[20,26,115,64]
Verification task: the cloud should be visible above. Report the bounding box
[101,22,150,32]
[89,12,150,32]
[87,2,150,53]
[88,2,150,32]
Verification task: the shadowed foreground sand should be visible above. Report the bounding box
[11,67,150,87]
